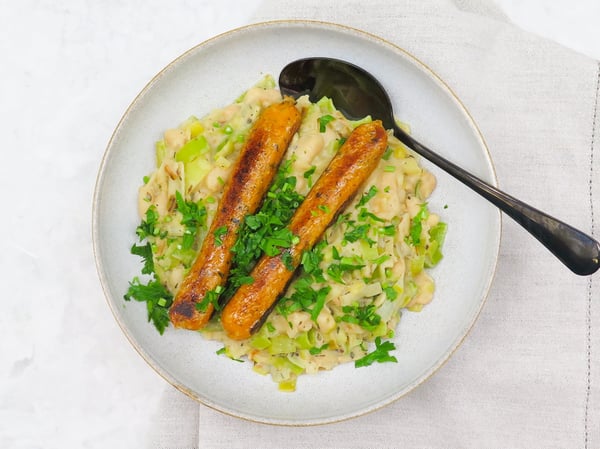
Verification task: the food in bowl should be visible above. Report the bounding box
[124,76,446,391]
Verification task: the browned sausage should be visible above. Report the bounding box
[169,98,302,330]
[220,120,388,340]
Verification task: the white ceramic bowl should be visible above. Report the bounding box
[93,20,501,425]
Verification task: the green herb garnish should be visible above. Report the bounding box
[175,191,208,250]
[379,224,396,237]
[382,146,393,161]
[357,186,378,207]
[124,277,173,335]
[357,207,385,223]
[196,285,224,313]
[343,223,375,246]
[382,284,398,301]
[355,337,397,367]
[136,206,159,240]
[260,227,297,256]
[303,165,317,188]
[326,256,365,284]
[408,203,429,246]
[340,304,381,331]
[281,251,295,271]
[216,346,244,362]
[309,343,329,355]
[130,242,154,275]
[277,242,331,320]
[213,225,228,246]
[318,114,335,132]
[223,159,304,300]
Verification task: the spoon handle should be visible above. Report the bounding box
[394,126,600,276]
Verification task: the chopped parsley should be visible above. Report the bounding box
[260,227,297,257]
[379,224,396,237]
[357,185,378,207]
[300,247,322,274]
[213,225,228,246]
[326,255,365,284]
[223,159,304,300]
[175,191,208,250]
[408,203,429,246]
[136,206,159,240]
[355,337,397,368]
[303,165,317,188]
[125,192,210,334]
[124,277,173,335]
[343,223,375,246]
[277,241,330,320]
[130,242,154,275]
[281,251,295,271]
[357,207,385,223]
[340,304,381,331]
[196,286,224,312]
[318,114,335,132]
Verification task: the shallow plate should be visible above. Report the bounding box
[93,20,501,425]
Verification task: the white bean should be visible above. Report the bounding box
[204,166,231,192]
[418,170,437,199]
[163,128,188,150]
[294,133,324,169]
[243,87,282,107]
[316,307,336,334]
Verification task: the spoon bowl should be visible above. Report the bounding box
[280,57,600,276]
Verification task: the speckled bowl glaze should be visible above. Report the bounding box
[93,20,501,425]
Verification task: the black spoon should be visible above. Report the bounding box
[279,57,600,276]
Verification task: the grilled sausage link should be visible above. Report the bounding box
[169,98,302,330]
[221,120,388,340]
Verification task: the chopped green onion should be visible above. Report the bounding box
[382,147,393,161]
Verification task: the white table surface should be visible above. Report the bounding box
[1,1,598,448]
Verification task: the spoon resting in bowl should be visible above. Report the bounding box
[279,57,600,276]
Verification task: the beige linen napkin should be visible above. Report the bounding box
[153,1,599,448]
